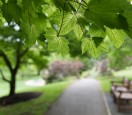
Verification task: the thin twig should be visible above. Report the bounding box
[0,51,13,72]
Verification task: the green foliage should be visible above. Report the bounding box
[74,24,83,40]
[123,11,132,38]
[2,0,20,23]
[82,38,98,58]
[27,50,48,71]
[20,15,47,45]
[97,77,111,92]
[0,25,26,67]
[0,0,132,58]
[87,25,106,38]
[0,25,49,96]
[48,37,69,54]
[84,0,132,28]
[81,57,95,70]
[106,28,127,48]
[108,37,132,70]
[59,13,77,35]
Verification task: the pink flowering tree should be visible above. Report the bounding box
[42,60,84,83]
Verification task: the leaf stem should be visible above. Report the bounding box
[27,1,31,26]
[57,1,66,37]
[82,0,88,6]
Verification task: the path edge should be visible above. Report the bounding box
[46,79,76,111]
[98,81,112,115]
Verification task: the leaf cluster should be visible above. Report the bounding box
[0,0,132,58]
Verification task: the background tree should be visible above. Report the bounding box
[26,46,49,75]
[0,24,48,96]
[0,24,28,96]
[108,37,132,70]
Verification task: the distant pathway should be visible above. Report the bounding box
[46,78,108,115]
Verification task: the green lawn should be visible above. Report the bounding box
[0,76,41,97]
[98,68,132,92]
[98,77,111,92]
[113,69,132,78]
[97,77,126,92]
[0,80,73,115]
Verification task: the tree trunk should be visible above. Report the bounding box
[9,72,16,96]
[0,47,28,97]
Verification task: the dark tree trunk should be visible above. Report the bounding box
[0,47,28,97]
[9,72,16,96]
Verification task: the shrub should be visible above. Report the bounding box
[41,60,84,83]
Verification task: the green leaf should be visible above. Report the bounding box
[85,0,132,29]
[50,9,62,26]
[42,4,56,17]
[20,0,47,45]
[81,38,98,58]
[87,25,106,38]
[82,0,91,4]
[60,13,77,35]
[45,28,57,40]
[74,24,83,40]
[2,0,20,23]
[77,17,90,27]
[106,27,127,48]
[92,37,104,47]
[21,23,38,44]
[21,15,47,45]
[99,43,109,52]
[123,11,132,38]
[53,0,71,11]
[48,37,69,54]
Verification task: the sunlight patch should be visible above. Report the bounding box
[25,79,46,87]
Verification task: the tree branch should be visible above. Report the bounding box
[20,48,29,57]
[0,51,13,73]
[14,47,28,73]
[0,69,10,83]
[14,45,21,72]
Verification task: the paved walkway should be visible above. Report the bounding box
[46,78,108,115]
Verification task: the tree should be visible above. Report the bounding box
[0,24,29,96]
[108,37,132,70]
[42,60,84,83]
[0,24,48,96]
[26,46,49,75]
[0,0,132,96]
[0,0,132,58]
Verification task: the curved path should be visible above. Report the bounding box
[46,78,108,115]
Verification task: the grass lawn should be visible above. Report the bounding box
[98,77,112,92]
[113,69,132,78]
[0,80,73,115]
[97,77,127,92]
[98,68,132,92]
[0,75,42,97]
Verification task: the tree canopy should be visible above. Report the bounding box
[108,37,132,70]
[0,0,132,58]
[0,23,48,96]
